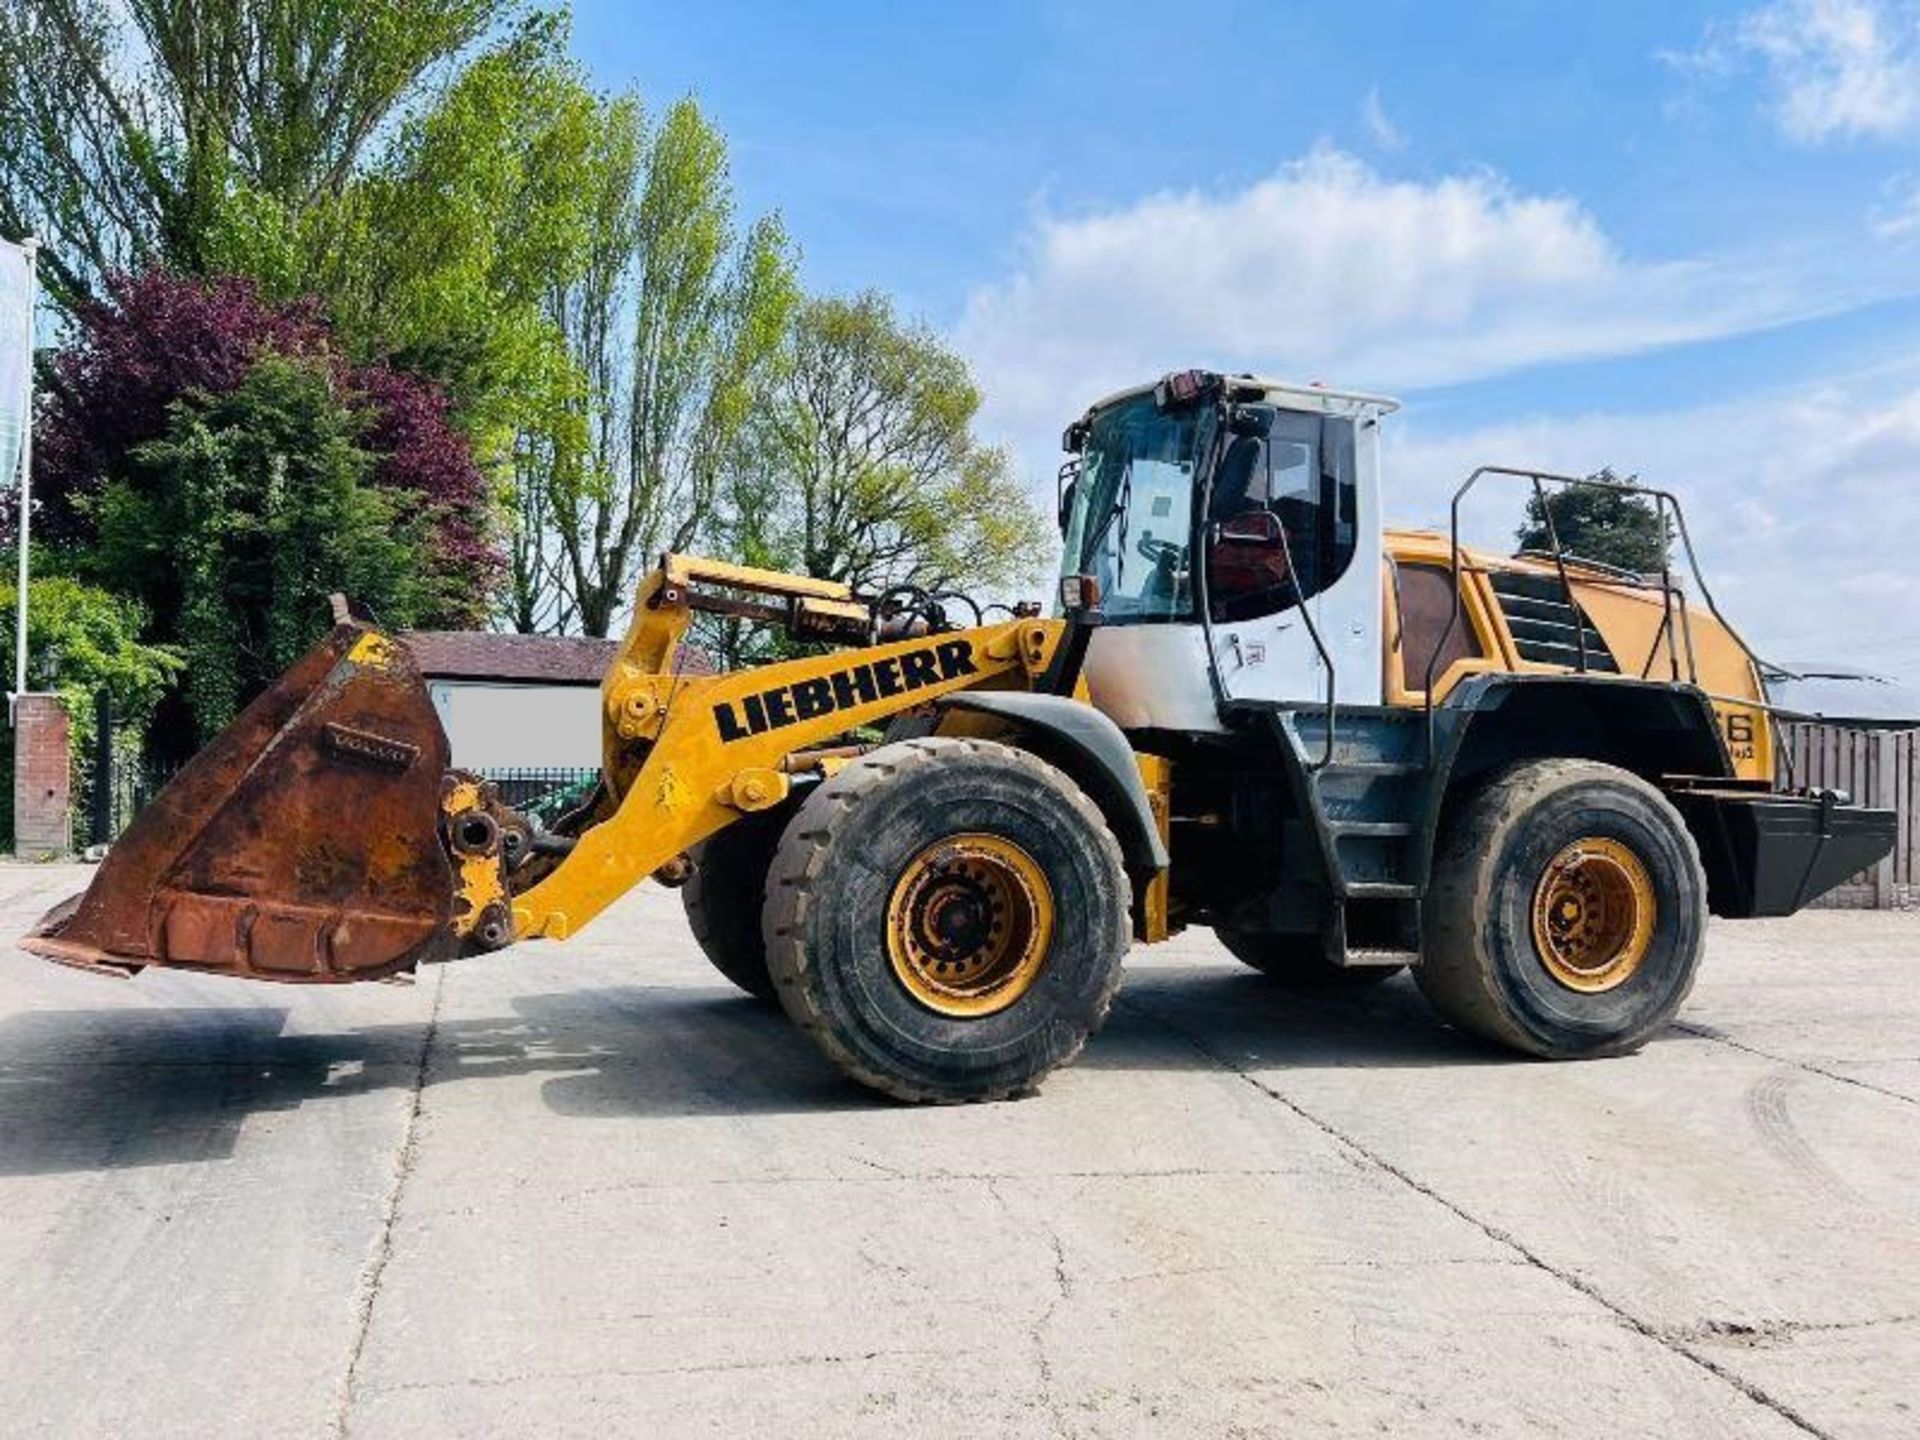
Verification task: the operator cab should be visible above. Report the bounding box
[1057,371,1398,733]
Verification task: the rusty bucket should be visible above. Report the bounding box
[22,619,460,983]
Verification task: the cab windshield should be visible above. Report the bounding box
[1060,393,1212,622]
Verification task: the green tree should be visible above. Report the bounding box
[0,574,183,848]
[311,15,604,454]
[720,291,1050,611]
[504,87,644,633]
[94,356,426,744]
[534,98,796,636]
[1516,469,1672,574]
[0,0,510,308]
[0,575,182,745]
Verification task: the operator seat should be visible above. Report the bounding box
[1207,436,1294,622]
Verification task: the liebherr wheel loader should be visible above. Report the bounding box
[23,370,1896,1102]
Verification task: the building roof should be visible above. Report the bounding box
[1763,662,1920,727]
[401,631,623,686]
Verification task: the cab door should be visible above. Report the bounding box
[1204,405,1385,710]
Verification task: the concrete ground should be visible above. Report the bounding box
[0,864,1914,1439]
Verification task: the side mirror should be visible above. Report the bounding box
[1057,475,1078,534]
[1216,508,1282,546]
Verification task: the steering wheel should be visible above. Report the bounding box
[1136,533,1185,567]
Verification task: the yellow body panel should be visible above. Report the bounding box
[1383,530,1772,782]
[1134,753,1174,943]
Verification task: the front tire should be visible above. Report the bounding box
[1418,759,1706,1058]
[763,738,1130,1103]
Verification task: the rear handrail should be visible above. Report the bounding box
[1422,466,1783,764]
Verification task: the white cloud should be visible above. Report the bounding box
[1872,176,1920,237]
[1386,368,1920,674]
[1675,0,1920,142]
[955,150,1880,478]
[1361,87,1406,152]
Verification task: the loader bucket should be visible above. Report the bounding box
[22,620,459,983]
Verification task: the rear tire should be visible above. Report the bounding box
[1418,759,1706,1058]
[763,737,1130,1103]
[1216,929,1402,989]
[682,807,790,1003]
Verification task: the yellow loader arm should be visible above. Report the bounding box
[22,556,1062,983]
[510,557,1062,943]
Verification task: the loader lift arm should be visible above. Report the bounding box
[505,557,1066,944]
[24,555,1070,981]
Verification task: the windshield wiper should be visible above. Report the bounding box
[1081,460,1133,569]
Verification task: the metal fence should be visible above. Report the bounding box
[1779,722,1917,909]
[475,767,600,825]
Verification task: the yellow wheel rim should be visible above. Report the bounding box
[1530,836,1656,993]
[885,833,1054,1018]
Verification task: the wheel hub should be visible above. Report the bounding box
[885,833,1053,1017]
[1530,836,1656,994]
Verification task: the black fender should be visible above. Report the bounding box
[936,692,1168,873]
[1414,672,1736,883]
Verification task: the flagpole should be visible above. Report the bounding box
[11,236,35,722]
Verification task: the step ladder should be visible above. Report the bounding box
[1276,706,1430,968]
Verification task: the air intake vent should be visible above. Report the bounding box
[1488,570,1620,673]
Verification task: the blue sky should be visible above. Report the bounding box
[572,0,1920,670]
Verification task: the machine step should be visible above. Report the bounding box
[1338,946,1420,969]
[1331,820,1413,837]
[1321,760,1423,777]
[1344,881,1420,899]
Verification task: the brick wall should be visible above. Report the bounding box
[13,694,70,859]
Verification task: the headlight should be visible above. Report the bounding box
[1058,574,1102,613]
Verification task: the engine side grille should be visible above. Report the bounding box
[1487,569,1620,673]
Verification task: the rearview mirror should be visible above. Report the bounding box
[1057,475,1077,534]
[1216,509,1282,545]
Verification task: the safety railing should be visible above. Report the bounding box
[1421,466,1779,762]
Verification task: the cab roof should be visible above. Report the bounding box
[1079,373,1401,420]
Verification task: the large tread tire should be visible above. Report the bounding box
[1216,929,1403,990]
[1419,758,1706,1058]
[682,806,790,1003]
[763,737,1130,1103]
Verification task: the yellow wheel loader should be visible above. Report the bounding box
[23,371,1896,1102]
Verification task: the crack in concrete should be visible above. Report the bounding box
[1667,1313,1920,1348]
[1673,1022,1917,1109]
[984,1176,1075,1437]
[327,967,445,1440]
[1048,1230,1074,1302]
[1118,996,1839,1440]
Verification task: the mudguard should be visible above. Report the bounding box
[937,691,1168,871]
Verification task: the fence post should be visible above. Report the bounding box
[1873,727,1897,909]
[90,689,113,847]
[12,693,71,858]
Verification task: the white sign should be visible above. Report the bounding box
[0,239,29,500]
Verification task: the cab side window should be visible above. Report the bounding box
[1206,413,1358,623]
